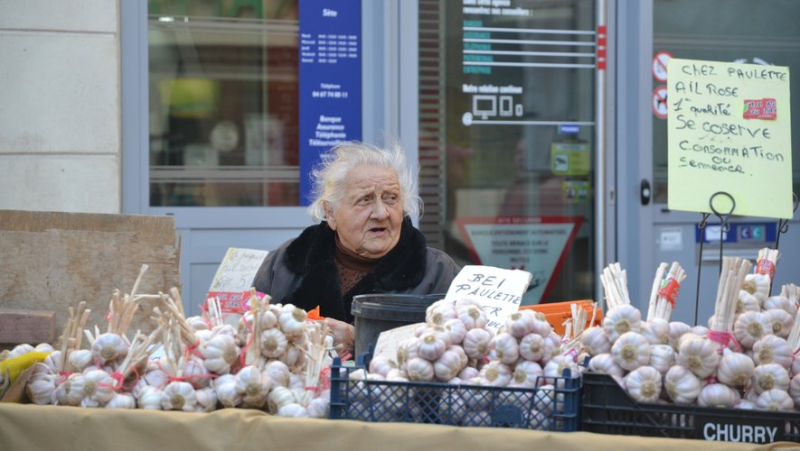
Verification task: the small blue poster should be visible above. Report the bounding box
[299,0,362,205]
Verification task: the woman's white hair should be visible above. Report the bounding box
[307,141,421,222]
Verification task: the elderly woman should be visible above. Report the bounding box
[253,142,461,352]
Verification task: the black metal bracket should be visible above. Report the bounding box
[694,191,735,326]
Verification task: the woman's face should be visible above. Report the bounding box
[326,164,404,259]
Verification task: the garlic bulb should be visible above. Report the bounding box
[406,357,435,381]
[762,308,793,338]
[509,360,543,388]
[277,403,310,418]
[668,322,692,350]
[752,363,790,394]
[106,392,136,409]
[664,365,702,405]
[137,386,164,410]
[611,332,651,371]
[195,386,217,412]
[278,304,308,336]
[215,375,243,408]
[368,355,397,378]
[67,349,94,373]
[588,353,624,378]
[624,366,661,403]
[530,317,553,337]
[717,351,755,388]
[438,392,468,423]
[396,337,420,366]
[203,334,239,375]
[91,333,128,364]
[736,400,756,410]
[641,319,669,345]
[34,343,55,353]
[742,273,770,303]
[448,345,469,369]
[237,365,271,408]
[756,389,794,411]
[505,311,535,338]
[443,318,468,345]
[8,344,34,359]
[491,332,520,365]
[187,316,211,331]
[790,374,800,406]
[267,386,297,414]
[763,295,795,315]
[603,305,641,342]
[543,355,580,382]
[580,327,611,357]
[307,396,330,418]
[426,299,457,325]
[737,290,761,314]
[676,336,719,378]
[183,357,213,389]
[692,326,709,337]
[648,345,675,374]
[462,328,493,360]
[417,333,447,361]
[479,361,512,387]
[457,305,488,330]
[697,383,738,408]
[77,369,117,407]
[264,360,291,388]
[25,372,58,405]
[260,328,288,358]
[458,366,479,380]
[433,349,463,381]
[519,333,548,362]
[161,381,198,412]
[43,351,63,373]
[753,334,792,369]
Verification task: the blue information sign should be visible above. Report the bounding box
[299,0,362,205]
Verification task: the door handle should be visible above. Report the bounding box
[641,179,651,206]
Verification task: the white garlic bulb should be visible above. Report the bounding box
[753,334,793,369]
[676,336,720,378]
[91,333,129,364]
[215,375,243,408]
[624,366,661,403]
[195,386,217,412]
[790,373,800,406]
[368,355,397,378]
[396,337,420,366]
[457,305,488,330]
[530,317,553,337]
[306,396,330,418]
[77,369,117,408]
[136,385,164,410]
[25,372,58,405]
[491,332,520,365]
[426,299,457,325]
[203,334,239,375]
[752,363,790,394]
[442,318,468,345]
[479,361,512,387]
[183,357,213,389]
[263,360,291,388]
[603,305,642,342]
[462,328,493,360]
[433,349,463,381]
[161,381,198,412]
[34,343,55,353]
[260,327,288,358]
[237,365,271,408]
[417,332,447,361]
[611,332,651,371]
[763,295,795,315]
[406,357,435,381]
[187,316,211,331]
[641,319,670,345]
[717,350,755,388]
[756,389,794,411]
[106,392,136,409]
[742,273,770,303]
[278,304,308,336]
[736,290,761,314]
[67,349,94,373]
[43,350,63,373]
[736,400,756,410]
[697,383,739,408]
[734,311,771,350]
[588,353,624,378]
[664,365,702,405]
[580,327,611,357]
[518,333,549,362]
[505,311,535,338]
[509,360,543,388]
[277,403,310,418]
[8,343,34,359]
[668,322,692,350]
[458,366,479,380]
[762,308,793,338]
[267,386,297,414]
[648,344,675,374]
[543,355,580,381]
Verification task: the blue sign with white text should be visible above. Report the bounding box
[299,0,362,205]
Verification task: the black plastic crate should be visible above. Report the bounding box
[581,372,800,444]
[329,352,580,431]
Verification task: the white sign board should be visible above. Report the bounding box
[207,247,269,321]
[443,265,532,332]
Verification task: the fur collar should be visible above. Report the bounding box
[282,216,428,322]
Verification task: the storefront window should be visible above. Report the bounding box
[419,0,597,305]
[652,0,800,204]
[148,0,299,207]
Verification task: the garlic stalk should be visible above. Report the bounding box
[708,257,752,353]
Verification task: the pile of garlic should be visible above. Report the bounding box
[587,251,800,413]
[343,297,585,428]
[18,267,333,418]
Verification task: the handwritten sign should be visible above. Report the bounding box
[207,247,269,315]
[667,58,793,219]
[443,265,532,332]
[373,323,420,364]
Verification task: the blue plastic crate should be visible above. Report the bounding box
[329,352,580,431]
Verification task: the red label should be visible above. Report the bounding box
[756,259,776,279]
[206,290,266,314]
[743,98,777,120]
[658,278,681,308]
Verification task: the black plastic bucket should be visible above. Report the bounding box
[351,293,444,356]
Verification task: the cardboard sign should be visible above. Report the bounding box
[443,265,532,332]
[667,58,793,219]
[373,323,420,364]
[207,247,269,315]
